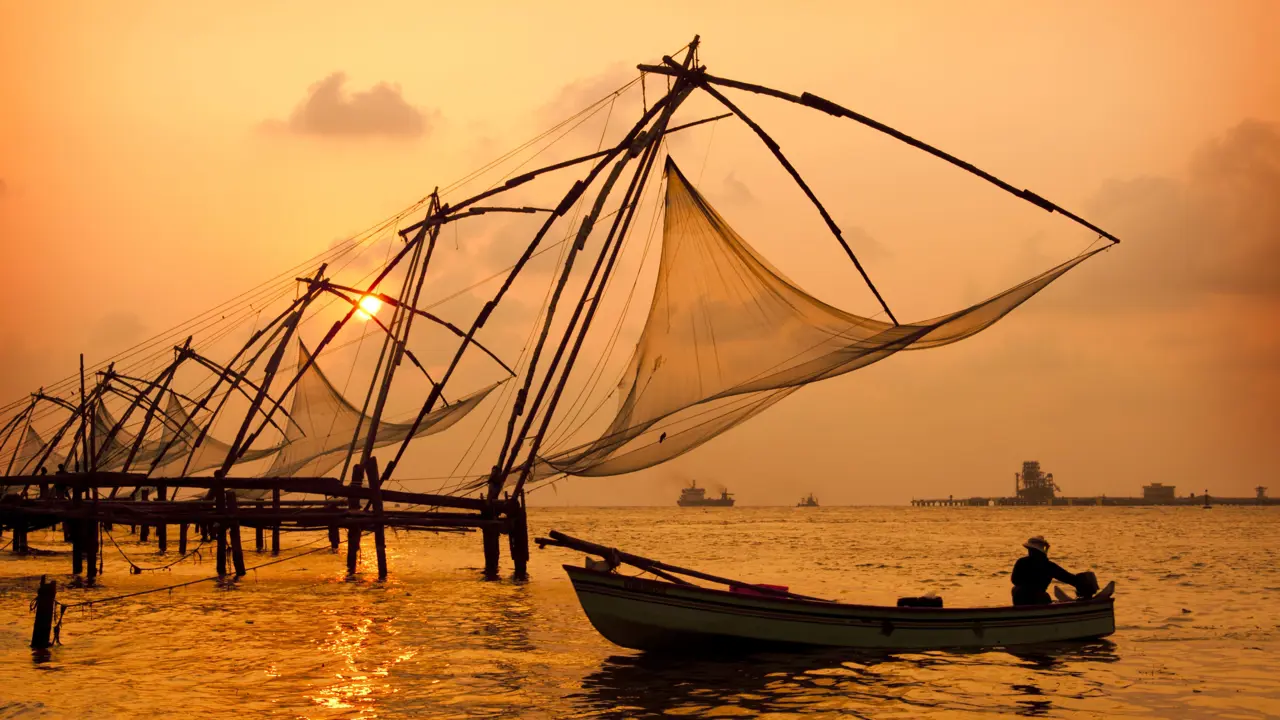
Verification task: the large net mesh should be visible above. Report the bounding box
[265,343,504,479]
[90,400,187,472]
[149,395,280,477]
[0,427,68,492]
[538,158,1102,478]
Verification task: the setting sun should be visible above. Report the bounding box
[355,294,382,320]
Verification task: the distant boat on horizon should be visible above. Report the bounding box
[797,493,819,507]
[677,480,735,507]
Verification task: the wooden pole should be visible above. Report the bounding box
[688,76,899,325]
[226,490,246,577]
[139,488,151,543]
[156,485,168,553]
[84,515,98,585]
[178,523,188,555]
[508,493,530,580]
[71,487,83,575]
[79,354,89,470]
[367,458,388,580]
[215,490,227,577]
[507,103,674,496]
[271,488,281,556]
[482,500,500,578]
[30,576,57,650]
[539,530,830,602]
[346,464,364,575]
[636,62,1122,245]
[382,87,684,484]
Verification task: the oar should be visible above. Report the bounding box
[537,530,832,602]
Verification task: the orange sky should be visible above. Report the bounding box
[1,2,1277,504]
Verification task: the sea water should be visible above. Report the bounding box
[1,506,1277,718]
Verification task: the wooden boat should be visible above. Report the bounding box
[542,532,1115,652]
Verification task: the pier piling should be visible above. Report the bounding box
[482,501,501,578]
[215,491,227,577]
[509,494,529,580]
[139,488,150,543]
[156,486,168,553]
[346,465,364,575]
[226,491,246,577]
[30,576,57,650]
[271,488,281,556]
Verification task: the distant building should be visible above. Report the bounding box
[1015,461,1058,505]
[1143,483,1176,502]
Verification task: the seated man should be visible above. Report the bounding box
[1011,536,1087,605]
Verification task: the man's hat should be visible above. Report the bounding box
[1023,536,1050,553]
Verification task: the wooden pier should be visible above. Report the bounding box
[0,469,531,582]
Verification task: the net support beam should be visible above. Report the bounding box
[639,63,1120,245]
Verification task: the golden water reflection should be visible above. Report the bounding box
[572,641,1121,718]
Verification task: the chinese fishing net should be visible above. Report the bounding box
[534,158,1103,478]
[264,343,504,480]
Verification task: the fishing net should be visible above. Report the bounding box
[1,427,67,488]
[149,394,279,477]
[538,158,1102,478]
[90,400,185,473]
[265,343,504,480]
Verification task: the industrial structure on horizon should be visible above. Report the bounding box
[912,461,1276,507]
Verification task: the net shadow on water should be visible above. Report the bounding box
[571,640,1120,719]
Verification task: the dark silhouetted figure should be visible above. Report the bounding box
[1011,536,1088,605]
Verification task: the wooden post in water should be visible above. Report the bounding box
[70,488,83,576]
[346,464,364,575]
[366,457,388,580]
[226,490,246,577]
[508,492,530,580]
[271,488,281,556]
[178,523,188,555]
[327,504,340,550]
[84,515,98,585]
[215,490,227,577]
[11,522,25,554]
[481,497,500,578]
[255,526,264,553]
[156,485,168,553]
[139,488,151,543]
[30,576,57,650]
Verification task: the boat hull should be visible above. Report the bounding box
[564,566,1114,652]
[676,499,735,507]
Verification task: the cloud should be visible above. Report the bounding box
[841,224,892,263]
[720,171,756,206]
[539,64,638,125]
[1058,119,1280,311]
[266,72,434,139]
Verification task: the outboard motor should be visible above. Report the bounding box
[1074,571,1099,600]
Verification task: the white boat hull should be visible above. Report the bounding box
[564,566,1115,651]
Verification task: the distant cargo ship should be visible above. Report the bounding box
[797,493,819,507]
[677,480,735,507]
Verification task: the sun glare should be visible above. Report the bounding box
[356,295,382,320]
